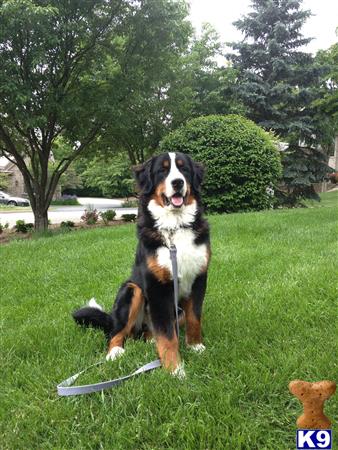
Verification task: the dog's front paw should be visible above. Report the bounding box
[188,343,206,353]
[106,346,125,361]
[172,364,186,379]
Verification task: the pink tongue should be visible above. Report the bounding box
[171,196,183,207]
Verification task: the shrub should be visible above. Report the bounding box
[51,195,79,206]
[60,220,75,229]
[15,220,34,233]
[122,199,138,208]
[160,115,282,213]
[100,209,116,225]
[121,213,137,222]
[81,208,99,225]
[0,221,9,234]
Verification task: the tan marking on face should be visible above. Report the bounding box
[176,159,184,167]
[163,159,170,168]
[182,298,202,345]
[155,334,180,371]
[107,283,144,352]
[151,180,166,207]
[147,256,171,283]
[185,184,195,205]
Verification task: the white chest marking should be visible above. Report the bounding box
[147,197,207,298]
[147,198,197,230]
[157,228,208,298]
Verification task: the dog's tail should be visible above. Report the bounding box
[72,298,115,338]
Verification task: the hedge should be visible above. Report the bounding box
[160,114,282,212]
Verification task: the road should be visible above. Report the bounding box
[0,197,138,227]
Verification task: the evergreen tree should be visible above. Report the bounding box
[313,42,338,151]
[228,0,331,202]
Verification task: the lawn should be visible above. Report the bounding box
[0,193,337,450]
[0,205,32,212]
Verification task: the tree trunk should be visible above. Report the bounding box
[33,207,49,232]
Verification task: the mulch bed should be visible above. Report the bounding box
[0,219,129,245]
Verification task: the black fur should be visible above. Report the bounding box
[72,282,137,341]
[72,308,114,338]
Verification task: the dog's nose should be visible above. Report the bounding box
[171,178,184,190]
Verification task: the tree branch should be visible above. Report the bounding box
[45,123,102,207]
[0,123,34,182]
[0,124,37,208]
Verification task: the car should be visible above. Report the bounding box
[0,190,30,207]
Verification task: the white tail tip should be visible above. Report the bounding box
[88,298,103,311]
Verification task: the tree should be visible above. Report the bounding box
[0,0,191,230]
[228,0,331,201]
[80,154,134,198]
[0,0,122,229]
[169,24,247,125]
[160,115,282,212]
[312,42,338,150]
[277,41,338,204]
[87,0,192,165]
[94,24,245,166]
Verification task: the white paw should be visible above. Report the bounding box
[172,364,186,379]
[88,298,103,311]
[188,343,206,353]
[106,346,125,361]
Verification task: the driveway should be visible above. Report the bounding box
[0,197,138,227]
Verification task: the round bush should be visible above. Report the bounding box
[160,115,282,213]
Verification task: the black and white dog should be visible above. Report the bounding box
[73,152,210,377]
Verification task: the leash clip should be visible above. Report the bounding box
[169,243,177,254]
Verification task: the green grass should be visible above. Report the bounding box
[0,205,32,212]
[50,198,80,206]
[0,198,337,449]
[304,189,338,208]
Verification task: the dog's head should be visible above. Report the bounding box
[134,152,204,210]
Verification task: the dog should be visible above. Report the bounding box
[73,152,210,377]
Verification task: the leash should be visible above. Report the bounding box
[169,243,180,339]
[57,359,161,396]
[57,243,179,396]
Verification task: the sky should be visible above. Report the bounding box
[189,0,338,55]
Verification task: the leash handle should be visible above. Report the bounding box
[57,359,161,396]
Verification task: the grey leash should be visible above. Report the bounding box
[57,243,179,396]
[57,359,161,396]
[169,243,180,339]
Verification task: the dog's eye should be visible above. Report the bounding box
[180,166,189,174]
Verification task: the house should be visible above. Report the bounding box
[328,135,338,171]
[0,156,61,199]
[0,156,27,197]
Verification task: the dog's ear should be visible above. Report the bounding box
[192,161,205,192]
[133,159,153,195]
